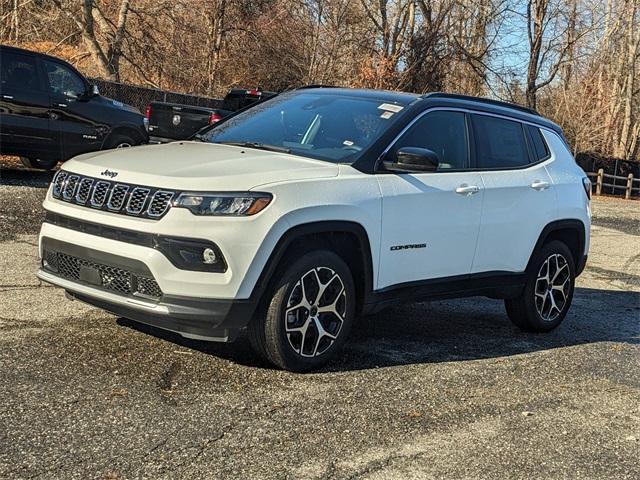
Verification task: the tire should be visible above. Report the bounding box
[104,134,136,149]
[20,157,58,170]
[505,240,575,332]
[248,250,356,372]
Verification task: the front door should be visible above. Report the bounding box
[40,58,103,159]
[376,110,483,289]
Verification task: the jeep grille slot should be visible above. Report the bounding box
[107,184,129,210]
[51,171,175,220]
[75,178,94,204]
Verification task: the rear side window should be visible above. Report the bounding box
[0,52,40,91]
[526,125,550,161]
[471,114,529,169]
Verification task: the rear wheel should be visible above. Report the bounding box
[505,240,575,332]
[20,157,58,170]
[248,250,355,372]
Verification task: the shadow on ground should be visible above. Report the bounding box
[0,165,55,188]
[117,286,640,372]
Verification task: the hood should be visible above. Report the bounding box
[63,141,339,191]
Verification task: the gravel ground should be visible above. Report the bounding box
[0,163,639,479]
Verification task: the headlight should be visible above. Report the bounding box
[172,192,272,216]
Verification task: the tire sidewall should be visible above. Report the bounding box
[266,250,356,371]
[106,134,136,149]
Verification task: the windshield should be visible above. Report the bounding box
[201,92,408,163]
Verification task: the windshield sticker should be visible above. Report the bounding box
[343,140,354,146]
[380,111,394,119]
[378,103,403,113]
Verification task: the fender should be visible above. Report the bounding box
[527,219,587,274]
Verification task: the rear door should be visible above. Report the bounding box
[376,109,483,288]
[0,50,56,159]
[470,113,556,273]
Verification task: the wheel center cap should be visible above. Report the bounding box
[310,306,318,317]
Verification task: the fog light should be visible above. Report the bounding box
[202,247,217,264]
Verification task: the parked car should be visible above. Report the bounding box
[0,45,147,170]
[38,87,591,371]
[146,88,276,143]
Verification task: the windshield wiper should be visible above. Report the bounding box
[216,141,291,154]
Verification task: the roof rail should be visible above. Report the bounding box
[424,92,539,116]
[296,84,337,90]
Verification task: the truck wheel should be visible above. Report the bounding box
[248,250,355,372]
[20,157,58,170]
[105,134,136,149]
[505,240,575,332]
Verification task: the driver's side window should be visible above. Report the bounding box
[394,110,469,170]
[42,60,86,98]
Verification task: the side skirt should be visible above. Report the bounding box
[362,271,526,315]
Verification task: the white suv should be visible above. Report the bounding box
[38,88,591,371]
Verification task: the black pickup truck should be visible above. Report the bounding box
[0,45,147,170]
[146,88,276,143]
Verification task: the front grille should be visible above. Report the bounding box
[51,171,176,220]
[43,249,162,300]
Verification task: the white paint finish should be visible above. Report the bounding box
[473,161,556,273]
[376,171,483,287]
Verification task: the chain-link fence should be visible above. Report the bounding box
[89,78,223,113]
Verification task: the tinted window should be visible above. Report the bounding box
[203,92,409,163]
[0,52,40,91]
[527,125,549,161]
[472,115,529,169]
[393,111,468,170]
[42,59,86,98]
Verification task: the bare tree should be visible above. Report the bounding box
[51,0,131,81]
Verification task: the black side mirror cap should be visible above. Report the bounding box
[383,147,439,173]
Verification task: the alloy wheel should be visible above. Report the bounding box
[535,253,571,321]
[284,267,347,357]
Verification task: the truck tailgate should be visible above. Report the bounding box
[148,102,215,141]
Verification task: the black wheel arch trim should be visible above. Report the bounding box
[248,220,375,308]
[527,219,587,275]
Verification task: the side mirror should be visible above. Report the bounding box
[90,84,100,96]
[383,147,439,173]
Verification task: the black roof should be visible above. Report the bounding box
[0,44,71,65]
[296,85,562,135]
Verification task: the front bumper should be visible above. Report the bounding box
[37,234,258,342]
[37,268,255,342]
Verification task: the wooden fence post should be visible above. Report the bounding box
[596,168,604,195]
[626,174,633,200]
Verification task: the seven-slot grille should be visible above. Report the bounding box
[42,249,163,300]
[51,171,175,219]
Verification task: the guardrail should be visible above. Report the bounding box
[587,169,640,199]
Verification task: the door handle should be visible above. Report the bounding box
[455,184,480,195]
[2,95,14,100]
[530,180,550,191]
[56,103,68,108]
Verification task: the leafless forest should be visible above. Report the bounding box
[1,0,638,161]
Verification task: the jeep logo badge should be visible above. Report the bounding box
[101,169,118,178]
[172,114,181,126]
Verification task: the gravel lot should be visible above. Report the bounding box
[1,163,639,479]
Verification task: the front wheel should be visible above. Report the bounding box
[20,157,58,170]
[505,240,575,332]
[248,250,355,372]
